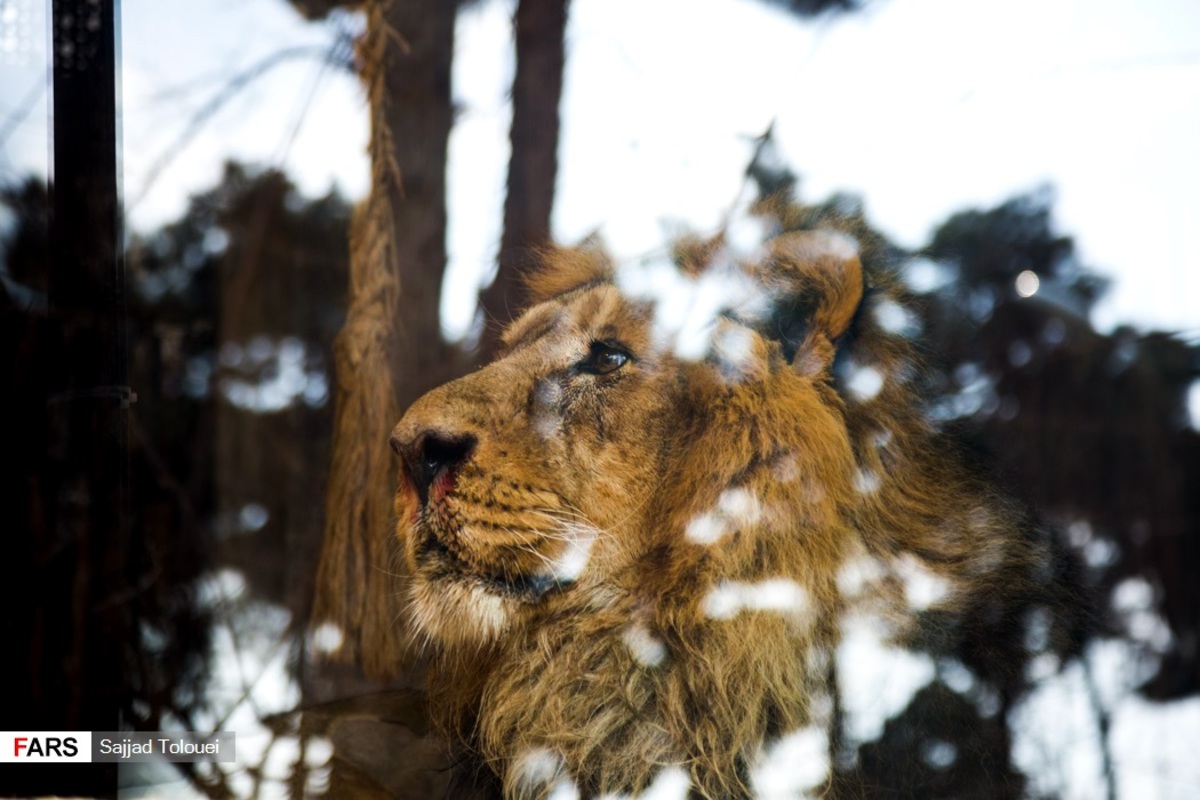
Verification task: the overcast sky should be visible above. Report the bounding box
[1,0,1197,338]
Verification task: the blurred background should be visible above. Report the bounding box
[1,0,1198,797]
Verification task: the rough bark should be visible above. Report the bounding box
[313,0,459,680]
[477,0,568,359]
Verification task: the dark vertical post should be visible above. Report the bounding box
[1,0,128,795]
[49,0,129,717]
[477,0,568,360]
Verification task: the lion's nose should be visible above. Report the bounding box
[392,430,477,503]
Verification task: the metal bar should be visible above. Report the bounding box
[6,0,129,794]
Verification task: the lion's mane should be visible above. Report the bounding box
[389,205,1039,799]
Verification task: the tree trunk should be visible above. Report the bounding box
[313,0,459,682]
[477,0,568,359]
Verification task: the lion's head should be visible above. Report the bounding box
[390,220,1030,799]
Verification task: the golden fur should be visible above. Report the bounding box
[390,220,1030,799]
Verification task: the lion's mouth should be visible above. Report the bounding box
[415,524,564,603]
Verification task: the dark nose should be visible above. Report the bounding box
[391,430,476,503]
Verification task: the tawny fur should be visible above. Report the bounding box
[390,221,1033,799]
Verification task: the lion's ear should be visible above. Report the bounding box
[754,230,864,374]
[524,244,615,304]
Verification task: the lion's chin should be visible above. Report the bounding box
[409,576,517,650]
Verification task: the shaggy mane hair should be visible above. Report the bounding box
[388,207,1041,799]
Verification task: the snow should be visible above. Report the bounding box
[751,727,830,799]
[892,554,952,611]
[684,512,727,546]
[710,323,761,382]
[853,469,881,495]
[1016,269,1041,298]
[844,363,885,402]
[838,612,937,745]
[513,748,560,784]
[309,621,344,655]
[595,767,692,800]
[615,255,766,361]
[168,570,321,799]
[836,555,885,599]
[638,766,692,800]
[685,487,763,545]
[622,622,668,668]
[548,780,582,800]
[219,337,329,413]
[1111,577,1173,653]
[702,578,810,622]
[532,378,565,439]
[922,739,958,770]
[872,297,919,337]
[903,257,955,294]
[546,523,598,584]
[1012,638,1200,800]
[1187,380,1200,432]
[718,486,759,520]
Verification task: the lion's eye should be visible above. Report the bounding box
[577,341,629,376]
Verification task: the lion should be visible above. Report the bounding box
[389,209,1039,799]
